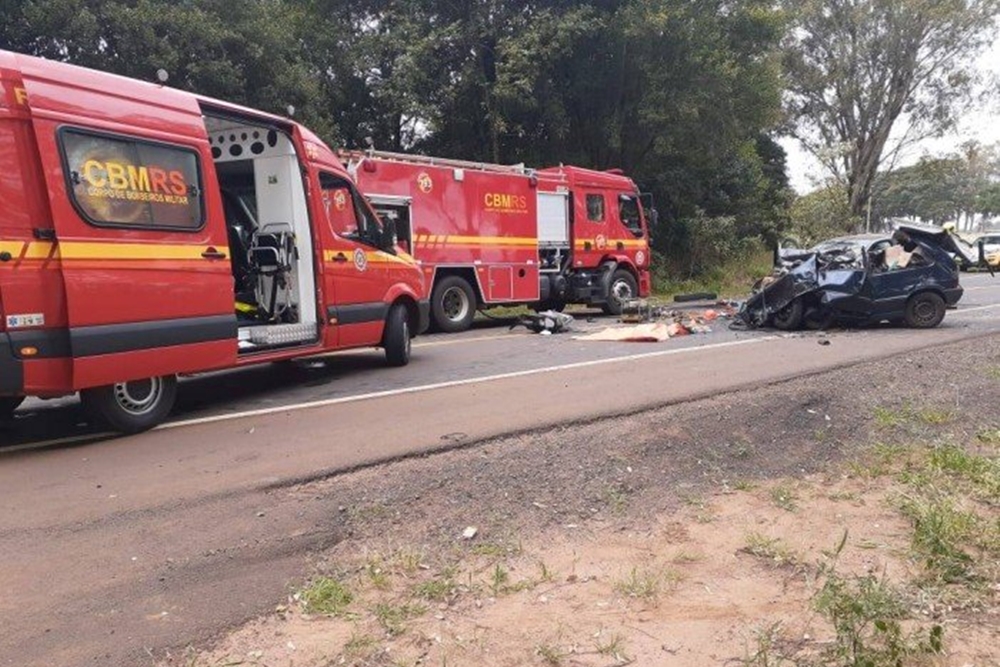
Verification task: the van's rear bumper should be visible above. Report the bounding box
[0,333,24,395]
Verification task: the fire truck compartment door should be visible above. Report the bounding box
[19,68,237,388]
[488,266,514,301]
[537,192,569,247]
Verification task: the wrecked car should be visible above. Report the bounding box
[737,225,973,330]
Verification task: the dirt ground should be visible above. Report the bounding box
[165,335,1000,667]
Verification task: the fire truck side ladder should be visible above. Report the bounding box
[339,148,532,176]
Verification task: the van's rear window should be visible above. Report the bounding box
[60,129,204,230]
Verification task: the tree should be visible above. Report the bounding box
[783,0,1000,218]
[0,0,336,138]
[789,183,860,244]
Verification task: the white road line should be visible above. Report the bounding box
[955,303,1000,314]
[162,336,777,430]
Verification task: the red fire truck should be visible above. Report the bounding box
[0,51,428,433]
[339,150,654,332]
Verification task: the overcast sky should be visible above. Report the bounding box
[780,41,1000,195]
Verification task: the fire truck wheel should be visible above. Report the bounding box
[383,304,412,367]
[81,375,178,434]
[432,276,476,333]
[0,396,25,418]
[601,269,638,316]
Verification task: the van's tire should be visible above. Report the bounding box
[81,375,177,434]
[431,275,476,333]
[0,396,25,419]
[904,291,946,329]
[601,269,638,316]
[383,303,412,367]
[771,298,804,331]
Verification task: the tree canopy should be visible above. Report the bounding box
[1,0,792,275]
[783,0,1000,219]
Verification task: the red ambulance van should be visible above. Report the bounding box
[0,51,428,433]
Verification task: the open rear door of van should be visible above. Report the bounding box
[18,56,237,389]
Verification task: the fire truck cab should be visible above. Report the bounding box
[341,151,653,332]
[0,51,428,433]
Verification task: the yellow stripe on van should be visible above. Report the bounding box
[415,235,537,247]
[58,242,224,261]
[0,241,56,260]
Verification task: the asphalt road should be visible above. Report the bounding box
[1,272,998,667]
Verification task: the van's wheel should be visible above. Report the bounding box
[431,276,476,333]
[771,298,804,331]
[383,303,412,367]
[0,396,25,419]
[602,269,638,316]
[904,292,946,329]
[81,375,177,434]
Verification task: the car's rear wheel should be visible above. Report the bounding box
[81,375,177,434]
[904,291,946,329]
[0,396,25,419]
[771,298,804,331]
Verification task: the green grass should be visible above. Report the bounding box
[769,483,798,512]
[372,600,426,636]
[603,484,630,514]
[299,576,353,616]
[411,568,458,602]
[977,428,1000,444]
[814,569,942,667]
[652,248,774,300]
[899,494,979,584]
[916,407,954,425]
[873,405,908,428]
[742,533,799,567]
[595,633,629,662]
[535,643,565,666]
[341,632,379,662]
[613,566,678,602]
[928,445,1000,498]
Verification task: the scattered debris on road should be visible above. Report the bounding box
[574,299,737,342]
[509,310,575,334]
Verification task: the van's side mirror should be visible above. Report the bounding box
[380,218,398,253]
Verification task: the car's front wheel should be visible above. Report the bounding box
[904,292,946,329]
[771,298,804,331]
